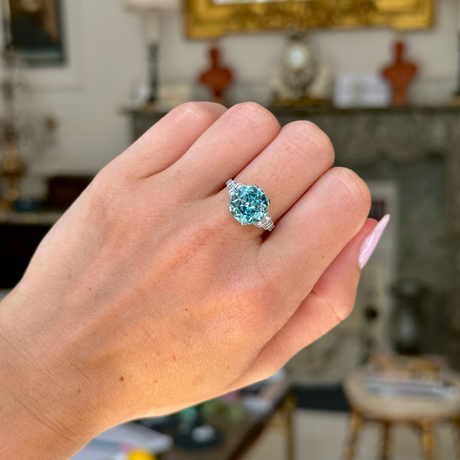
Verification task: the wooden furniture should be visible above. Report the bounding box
[161,380,296,460]
[343,368,460,460]
[0,211,61,288]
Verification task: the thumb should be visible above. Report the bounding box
[237,216,389,384]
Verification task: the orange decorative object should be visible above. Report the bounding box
[199,47,233,105]
[382,41,417,106]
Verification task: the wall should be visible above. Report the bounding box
[19,0,148,183]
[10,0,460,186]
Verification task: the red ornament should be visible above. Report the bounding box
[382,41,418,106]
[199,47,233,105]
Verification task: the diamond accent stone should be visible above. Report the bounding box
[226,179,241,196]
[229,185,269,225]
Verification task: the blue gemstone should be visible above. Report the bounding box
[229,185,269,225]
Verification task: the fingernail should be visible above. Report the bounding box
[358,214,390,269]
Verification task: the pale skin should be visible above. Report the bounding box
[0,102,375,459]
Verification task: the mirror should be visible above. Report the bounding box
[185,0,433,38]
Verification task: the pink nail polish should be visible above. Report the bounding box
[358,214,390,269]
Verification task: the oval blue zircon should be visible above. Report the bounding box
[229,185,269,225]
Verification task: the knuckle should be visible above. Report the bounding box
[175,101,222,125]
[328,295,356,322]
[328,167,371,217]
[255,359,285,382]
[230,102,280,131]
[281,121,335,168]
[232,101,266,113]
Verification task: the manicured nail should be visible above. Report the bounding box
[358,214,390,269]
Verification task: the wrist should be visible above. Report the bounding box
[0,390,87,459]
[0,291,100,459]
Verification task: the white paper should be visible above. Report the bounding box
[334,73,391,108]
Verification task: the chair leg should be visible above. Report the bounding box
[380,421,391,460]
[420,419,435,460]
[283,395,296,460]
[344,411,363,460]
[453,418,460,460]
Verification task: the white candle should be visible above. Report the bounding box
[146,11,160,45]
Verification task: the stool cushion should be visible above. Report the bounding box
[344,369,460,421]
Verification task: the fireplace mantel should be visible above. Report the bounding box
[126,105,460,366]
[126,106,460,166]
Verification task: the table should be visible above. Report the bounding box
[343,368,460,460]
[160,380,296,460]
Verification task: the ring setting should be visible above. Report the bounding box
[227,179,275,231]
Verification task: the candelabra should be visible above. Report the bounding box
[0,47,26,210]
[0,0,57,210]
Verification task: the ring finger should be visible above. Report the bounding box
[220,120,335,231]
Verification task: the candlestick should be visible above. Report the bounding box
[455,1,460,95]
[0,0,12,49]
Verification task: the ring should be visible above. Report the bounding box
[226,179,275,231]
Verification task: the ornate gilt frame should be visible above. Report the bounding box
[185,0,434,38]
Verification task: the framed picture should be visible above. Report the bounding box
[186,0,433,38]
[9,0,65,66]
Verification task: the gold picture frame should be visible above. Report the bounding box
[185,0,434,39]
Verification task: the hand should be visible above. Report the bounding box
[0,102,374,459]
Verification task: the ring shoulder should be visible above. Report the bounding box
[226,179,242,196]
[257,213,275,232]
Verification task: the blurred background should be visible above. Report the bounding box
[2,0,460,459]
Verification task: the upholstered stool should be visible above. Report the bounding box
[343,368,460,460]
